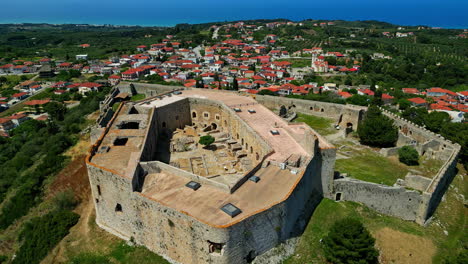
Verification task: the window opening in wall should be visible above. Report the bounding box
[175,115,179,120]
[250,146,253,154]
[335,193,342,201]
[114,137,128,146]
[321,108,324,112]
[118,121,140,129]
[241,138,244,145]
[162,122,166,128]
[215,115,220,120]
[211,123,218,130]
[224,120,227,126]
[208,241,225,254]
[245,143,248,150]
[236,133,239,139]
[192,111,197,118]
[115,203,122,212]
[97,185,101,195]
[256,152,259,160]
[309,106,313,110]
[204,112,209,118]
[95,199,99,203]
[246,250,256,263]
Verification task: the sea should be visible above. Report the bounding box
[0,6,467,29]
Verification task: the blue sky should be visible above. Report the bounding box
[1,0,467,28]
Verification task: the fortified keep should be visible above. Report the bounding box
[86,89,336,264]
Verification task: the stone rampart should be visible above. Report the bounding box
[333,178,423,221]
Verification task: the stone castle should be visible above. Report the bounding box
[86,83,460,264]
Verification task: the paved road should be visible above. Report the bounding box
[193,45,203,58]
[212,27,220,40]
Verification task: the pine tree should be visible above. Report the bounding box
[357,106,398,148]
[323,218,379,264]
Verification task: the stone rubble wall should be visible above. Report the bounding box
[333,177,423,221]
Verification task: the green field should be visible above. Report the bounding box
[285,164,467,263]
[294,113,336,136]
[130,94,146,102]
[335,145,409,186]
[68,241,169,264]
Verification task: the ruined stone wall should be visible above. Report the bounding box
[118,82,182,97]
[155,97,192,134]
[140,161,231,192]
[417,144,460,224]
[188,98,273,163]
[333,178,423,221]
[255,95,365,129]
[139,108,158,162]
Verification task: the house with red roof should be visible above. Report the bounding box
[408,97,427,107]
[58,62,72,70]
[108,75,122,86]
[6,113,29,126]
[427,87,457,98]
[12,92,29,100]
[0,118,15,132]
[430,103,452,111]
[456,91,468,103]
[136,45,147,52]
[358,89,374,96]
[24,99,51,113]
[402,88,420,95]
[78,82,103,95]
[382,93,394,104]
[338,91,352,99]
[12,65,27,74]
[29,84,42,94]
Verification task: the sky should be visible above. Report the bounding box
[1,0,467,28]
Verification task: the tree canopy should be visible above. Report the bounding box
[357,106,398,148]
[323,218,379,264]
[199,135,215,148]
[398,146,419,166]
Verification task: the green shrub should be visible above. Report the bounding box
[398,146,419,166]
[53,189,78,210]
[13,210,79,264]
[357,106,398,148]
[199,135,215,148]
[323,218,379,264]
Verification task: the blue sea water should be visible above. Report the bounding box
[0,1,467,28]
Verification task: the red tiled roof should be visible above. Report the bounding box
[24,99,51,106]
[408,97,427,104]
[12,92,28,98]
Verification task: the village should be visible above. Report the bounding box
[0,20,467,136]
